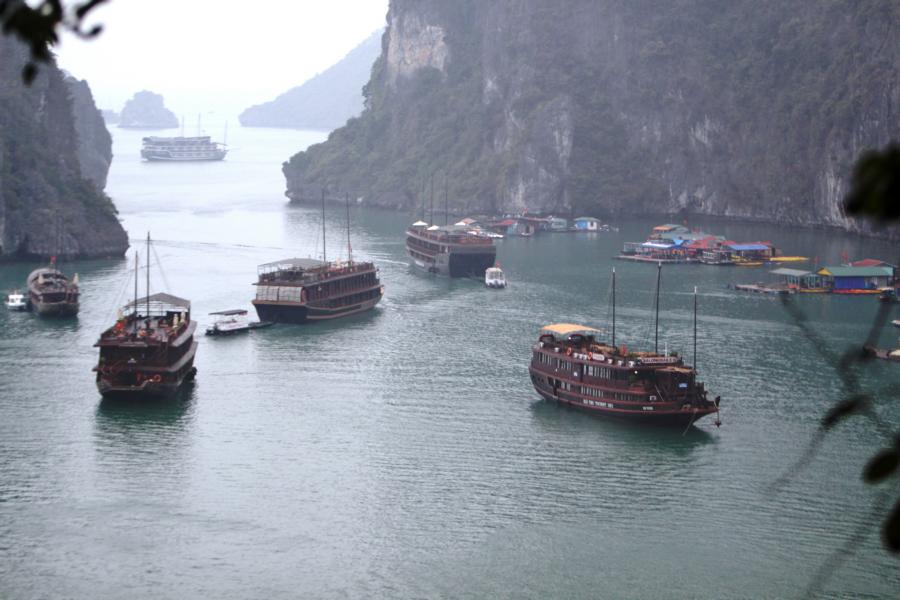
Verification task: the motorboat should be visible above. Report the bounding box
[206,309,273,335]
[5,290,27,311]
[485,266,507,289]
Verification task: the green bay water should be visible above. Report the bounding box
[1,126,898,599]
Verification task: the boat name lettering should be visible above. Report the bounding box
[638,356,680,364]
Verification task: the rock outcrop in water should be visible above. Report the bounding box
[0,36,128,260]
[65,75,113,190]
[284,0,900,236]
[240,30,383,131]
[119,90,178,129]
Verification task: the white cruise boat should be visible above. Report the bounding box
[141,136,227,161]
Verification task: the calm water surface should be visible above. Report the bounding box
[1,127,898,599]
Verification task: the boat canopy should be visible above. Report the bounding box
[411,221,428,227]
[209,309,248,316]
[541,323,602,337]
[727,243,771,251]
[258,257,327,272]
[770,268,812,277]
[123,292,190,316]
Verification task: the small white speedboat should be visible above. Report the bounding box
[892,319,900,328]
[5,291,27,311]
[206,309,273,336]
[485,266,507,289]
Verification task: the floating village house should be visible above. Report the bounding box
[817,265,895,292]
[725,242,776,262]
[574,216,602,231]
[548,217,568,231]
[770,268,828,292]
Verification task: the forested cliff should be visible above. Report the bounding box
[284,0,900,235]
[0,36,127,260]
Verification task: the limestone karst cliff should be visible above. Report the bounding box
[119,90,178,129]
[0,36,128,260]
[240,30,383,131]
[65,75,113,190]
[284,0,900,236]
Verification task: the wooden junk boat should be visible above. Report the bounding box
[26,259,79,316]
[93,235,197,398]
[528,266,721,427]
[406,222,497,277]
[252,191,383,324]
[252,258,383,324]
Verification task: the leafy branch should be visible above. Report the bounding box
[0,0,108,84]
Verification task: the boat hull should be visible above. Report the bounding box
[407,248,497,278]
[252,294,381,324]
[98,367,197,399]
[532,382,717,427]
[31,299,79,317]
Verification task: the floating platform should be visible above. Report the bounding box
[614,254,699,264]
[729,283,795,295]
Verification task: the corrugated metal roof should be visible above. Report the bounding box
[770,268,812,277]
[818,266,894,277]
[727,243,771,251]
[258,258,327,270]
[850,258,896,268]
[124,293,190,310]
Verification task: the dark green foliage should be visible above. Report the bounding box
[0,1,107,84]
[864,448,899,484]
[844,143,900,222]
[885,499,900,553]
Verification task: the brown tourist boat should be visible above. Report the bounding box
[93,235,198,398]
[528,266,721,427]
[405,222,496,277]
[252,192,383,324]
[26,260,79,317]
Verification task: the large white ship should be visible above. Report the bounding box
[140,136,227,161]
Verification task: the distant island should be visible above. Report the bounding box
[239,30,382,131]
[284,1,900,238]
[119,90,178,129]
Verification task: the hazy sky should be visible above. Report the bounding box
[57,0,389,122]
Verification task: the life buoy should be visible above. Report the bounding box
[566,348,573,357]
[588,352,593,360]
[152,374,162,383]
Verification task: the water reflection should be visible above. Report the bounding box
[94,385,196,451]
[528,399,715,455]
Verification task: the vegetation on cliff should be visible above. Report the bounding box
[0,34,127,259]
[284,0,899,236]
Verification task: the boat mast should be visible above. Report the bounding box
[654,262,661,354]
[444,173,448,226]
[134,249,139,330]
[146,232,151,320]
[429,174,434,226]
[693,286,698,369]
[612,267,616,348]
[321,188,327,263]
[345,192,352,264]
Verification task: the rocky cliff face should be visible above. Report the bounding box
[284,0,900,236]
[240,30,383,131]
[0,36,128,260]
[65,75,112,190]
[119,90,178,129]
